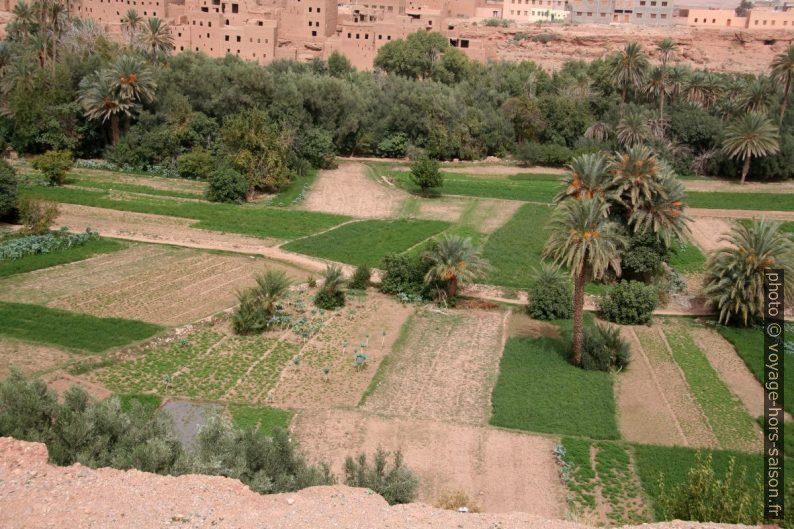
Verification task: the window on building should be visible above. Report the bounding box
[636,12,642,16]
[660,13,666,18]
[347,32,351,37]
[317,7,320,11]
[224,35,229,41]
[712,18,716,22]
[587,11,592,15]
[312,30,317,36]
[356,33,360,38]
[225,19,229,24]
[661,1,667,5]
[693,17,698,21]
[308,6,312,11]
[236,35,240,41]
[231,3,238,12]
[650,1,656,5]
[208,21,211,26]
[651,13,656,17]
[201,6,208,11]
[639,1,644,5]
[207,32,210,36]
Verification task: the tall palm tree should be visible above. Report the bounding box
[424,234,490,299]
[109,54,156,103]
[78,70,134,144]
[738,76,774,114]
[138,17,174,63]
[685,71,719,109]
[771,45,794,126]
[703,219,794,326]
[656,38,676,122]
[610,42,649,118]
[616,107,651,147]
[11,1,34,44]
[120,9,142,47]
[628,170,690,246]
[584,121,610,143]
[721,112,780,184]
[46,1,67,73]
[610,144,660,209]
[544,197,628,365]
[555,152,612,202]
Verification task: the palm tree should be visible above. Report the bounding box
[423,234,490,299]
[685,71,719,109]
[320,265,346,295]
[771,45,794,126]
[138,17,174,63]
[544,197,628,365]
[721,112,780,184]
[703,219,794,326]
[78,70,134,144]
[656,38,676,122]
[610,42,649,118]
[555,152,612,202]
[46,1,67,73]
[12,1,34,44]
[121,9,142,47]
[109,54,156,103]
[584,121,610,143]
[738,76,774,114]
[628,170,690,246]
[610,144,660,209]
[616,107,651,147]
[253,269,291,314]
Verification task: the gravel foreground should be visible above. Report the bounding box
[0,437,757,529]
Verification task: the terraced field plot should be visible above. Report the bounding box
[363,309,505,425]
[0,337,78,379]
[0,244,308,326]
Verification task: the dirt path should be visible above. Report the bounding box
[688,208,794,221]
[689,327,790,421]
[362,308,505,425]
[291,408,566,516]
[302,163,406,218]
[683,180,794,193]
[616,328,685,446]
[632,327,719,448]
[687,216,735,254]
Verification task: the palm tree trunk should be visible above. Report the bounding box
[110,114,120,145]
[620,84,627,119]
[780,75,791,127]
[659,69,666,123]
[447,276,458,299]
[571,267,586,367]
[740,156,751,185]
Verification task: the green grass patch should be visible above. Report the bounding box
[716,325,794,415]
[0,238,126,278]
[117,394,162,415]
[490,333,619,439]
[687,191,794,211]
[268,169,318,207]
[663,325,757,450]
[0,302,162,353]
[482,203,551,288]
[70,175,203,199]
[24,186,347,240]
[668,242,706,274]
[358,312,415,406]
[282,219,449,267]
[559,437,598,513]
[229,404,292,435]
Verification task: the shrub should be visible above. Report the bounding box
[514,141,573,167]
[580,323,630,372]
[379,253,430,298]
[434,490,481,513]
[344,448,419,505]
[483,18,510,27]
[313,289,345,310]
[18,198,59,235]
[658,453,761,524]
[296,128,337,169]
[314,265,346,309]
[409,154,443,193]
[599,280,658,325]
[377,133,409,158]
[622,231,667,281]
[0,228,98,260]
[512,32,529,43]
[0,160,18,220]
[527,263,572,320]
[348,265,371,289]
[206,167,248,203]
[177,149,215,180]
[530,33,559,43]
[232,269,291,334]
[31,150,74,186]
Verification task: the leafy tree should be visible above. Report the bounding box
[609,42,649,118]
[771,45,794,126]
[0,160,19,220]
[205,166,248,203]
[327,51,354,77]
[721,112,780,184]
[423,234,490,299]
[527,263,572,320]
[599,280,659,324]
[501,96,545,143]
[703,219,794,326]
[544,197,628,365]
[408,154,442,193]
[374,30,448,79]
[31,149,73,186]
[177,149,214,180]
[735,0,752,17]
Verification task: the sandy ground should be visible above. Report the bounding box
[302,163,406,218]
[268,292,414,409]
[45,373,112,400]
[0,338,77,379]
[688,208,794,221]
[0,245,309,326]
[362,309,506,425]
[687,216,735,254]
[632,327,719,448]
[394,164,566,176]
[291,409,566,516]
[616,328,685,446]
[683,179,794,193]
[2,438,758,529]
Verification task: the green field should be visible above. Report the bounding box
[482,203,552,288]
[229,404,292,435]
[282,219,449,267]
[0,302,162,353]
[490,333,619,439]
[268,169,318,207]
[117,394,163,415]
[717,325,794,415]
[69,174,204,199]
[24,186,347,240]
[687,191,794,211]
[0,238,126,278]
[663,325,757,450]
[668,242,706,274]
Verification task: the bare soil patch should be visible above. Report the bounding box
[688,217,735,254]
[0,338,77,379]
[688,208,794,221]
[683,179,794,193]
[45,373,112,400]
[616,328,685,446]
[632,327,719,448]
[302,163,406,218]
[507,312,560,339]
[268,292,414,409]
[394,164,566,176]
[55,203,281,250]
[362,308,506,425]
[291,408,566,516]
[0,245,308,326]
